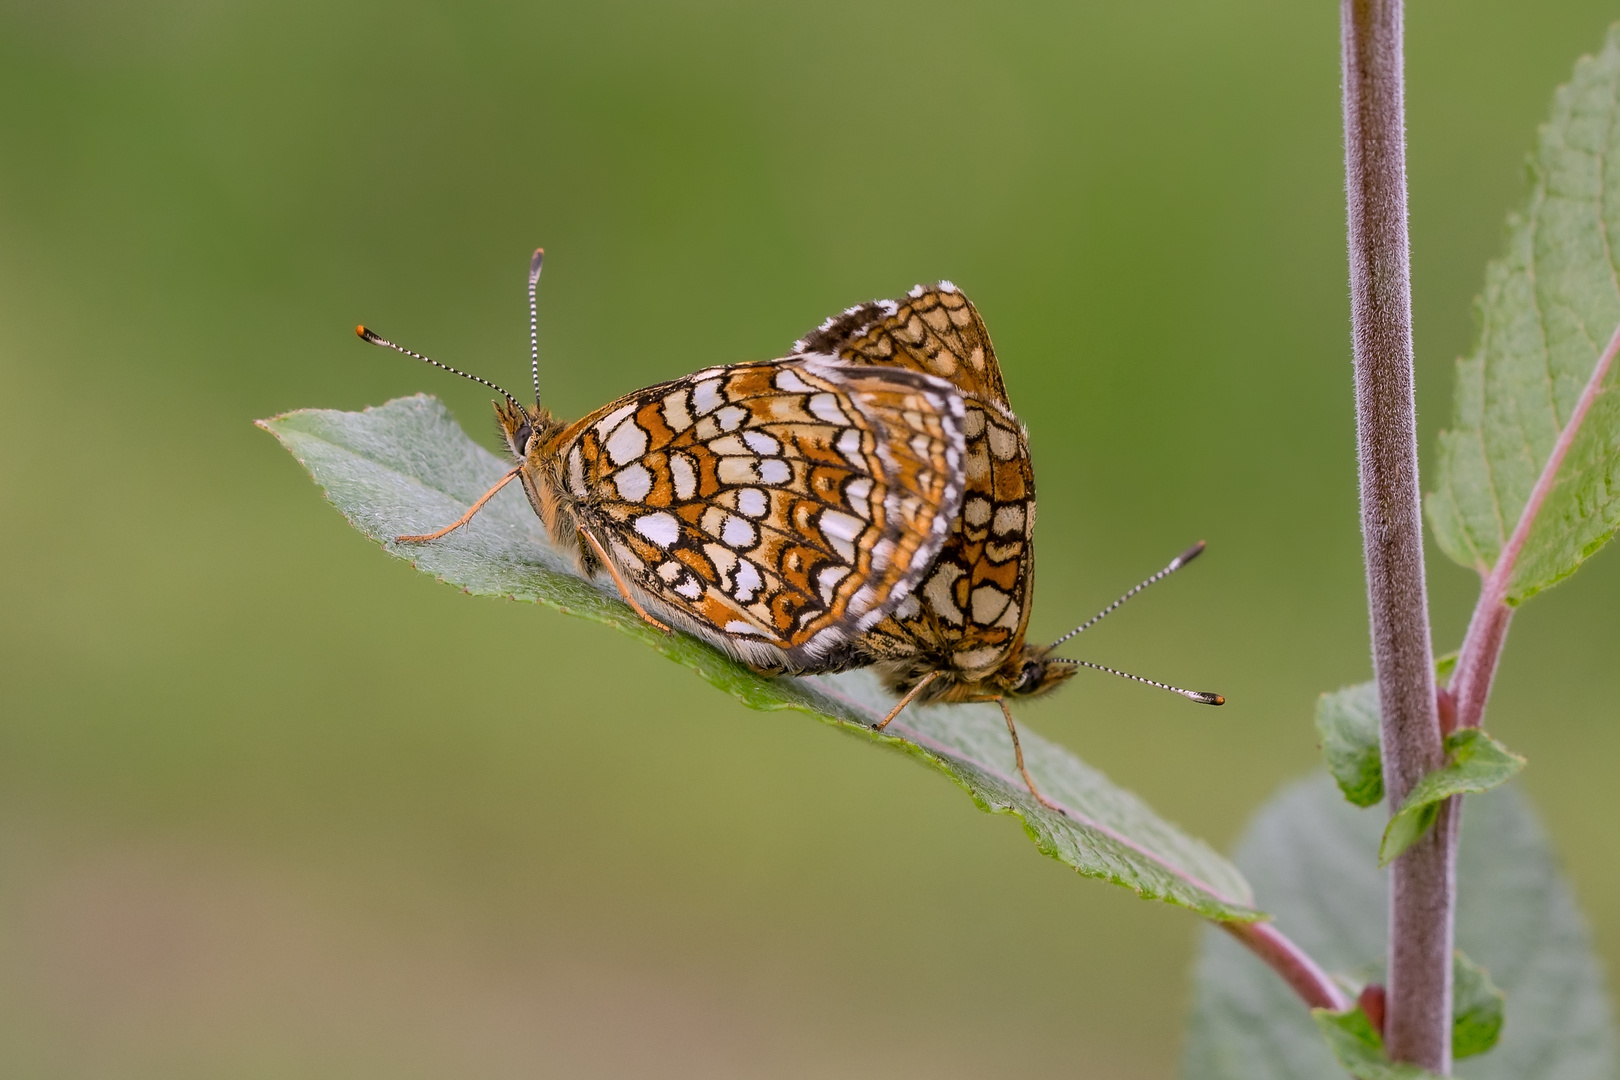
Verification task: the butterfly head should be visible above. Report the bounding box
[495,399,561,464]
[999,643,1079,700]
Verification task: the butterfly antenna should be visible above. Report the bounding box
[355,326,522,412]
[1050,658,1224,706]
[1047,541,1206,649]
[528,248,544,408]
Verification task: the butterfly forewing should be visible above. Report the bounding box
[547,357,965,667]
[795,283,1038,688]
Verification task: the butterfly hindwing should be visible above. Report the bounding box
[552,356,966,667]
[795,283,1038,686]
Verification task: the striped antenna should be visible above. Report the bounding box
[528,248,544,407]
[1047,541,1205,649]
[355,325,521,412]
[1050,657,1224,706]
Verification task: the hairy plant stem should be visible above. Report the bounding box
[1341,0,1451,1070]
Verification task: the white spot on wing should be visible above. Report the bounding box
[845,476,872,519]
[774,369,813,393]
[733,559,762,601]
[819,510,862,544]
[836,427,865,468]
[722,515,756,549]
[634,512,680,548]
[735,488,767,517]
[715,404,748,431]
[568,446,587,496]
[923,564,965,625]
[717,457,759,485]
[758,459,791,484]
[691,379,724,415]
[987,422,1019,461]
[593,402,636,438]
[970,585,1011,624]
[605,419,649,466]
[992,505,1026,535]
[808,393,850,425]
[817,564,850,603]
[742,431,780,455]
[670,454,697,499]
[613,463,653,502]
[662,390,693,433]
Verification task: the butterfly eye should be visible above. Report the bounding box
[511,421,534,459]
[1014,661,1044,694]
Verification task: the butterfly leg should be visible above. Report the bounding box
[579,528,671,633]
[997,698,1063,814]
[397,467,521,543]
[874,670,939,731]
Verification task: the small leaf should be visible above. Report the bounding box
[1181,775,1619,1080]
[1379,731,1527,867]
[1317,682,1384,807]
[1453,951,1506,1060]
[259,396,1260,920]
[1311,1007,1441,1080]
[1315,653,1461,809]
[1427,25,1620,603]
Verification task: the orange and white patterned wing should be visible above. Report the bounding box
[553,357,966,669]
[794,282,1010,407]
[794,283,1037,684]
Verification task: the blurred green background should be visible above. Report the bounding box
[2,1,1617,1076]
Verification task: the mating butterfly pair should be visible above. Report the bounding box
[360,252,1220,810]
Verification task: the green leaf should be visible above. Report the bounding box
[1427,25,1620,603]
[1307,953,1504,1075]
[1315,654,1461,809]
[258,395,1259,920]
[1312,1007,1441,1080]
[1317,682,1384,807]
[1380,730,1528,867]
[1453,951,1507,1059]
[1181,775,1619,1080]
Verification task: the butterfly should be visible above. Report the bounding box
[358,251,969,672]
[791,283,1221,807]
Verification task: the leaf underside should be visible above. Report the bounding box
[1316,682,1385,807]
[1453,950,1508,1061]
[1427,24,1620,603]
[1380,730,1528,867]
[1312,1007,1441,1080]
[1180,774,1619,1080]
[259,395,1257,921]
[1310,951,1502,1076]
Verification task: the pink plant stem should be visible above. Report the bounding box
[1222,921,1353,1012]
[1341,0,1452,1068]
[1449,317,1620,731]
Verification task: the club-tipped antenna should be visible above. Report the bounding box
[1050,657,1224,706]
[528,248,544,407]
[1047,541,1206,649]
[355,325,521,411]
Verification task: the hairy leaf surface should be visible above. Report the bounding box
[1427,26,1620,602]
[1312,1007,1440,1080]
[1181,775,1617,1080]
[1453,951,1508,1060]
[1317,682,1384,807]
[1380,731,1528,866]
[260,395,1257,919]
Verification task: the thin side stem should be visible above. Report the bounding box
[1341,0,1451,1069]
[1221,921,1353,1012]
[1449,316,1620,731]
